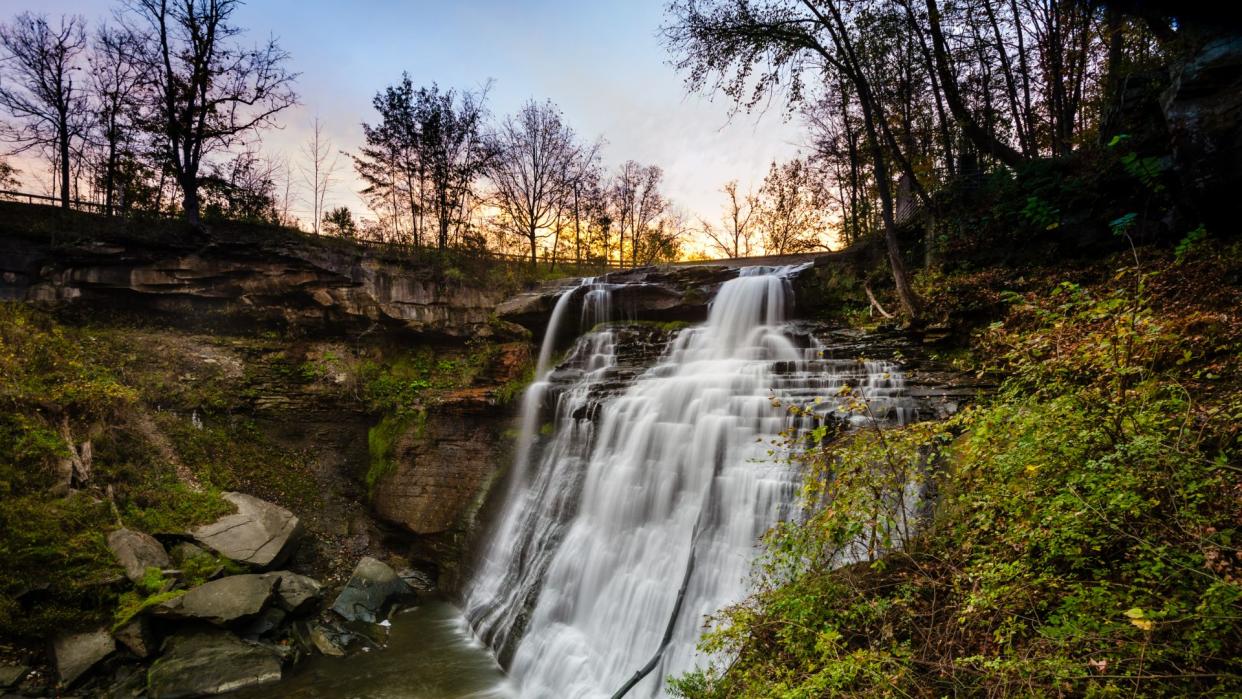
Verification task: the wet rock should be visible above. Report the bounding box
[113,617,154,658]
[308,626,345,656]
[107,528,172,584]
[147,629,281,699]
[261,571,323,614]
[239,607,287,637]
[330,557,414,623]
[155,574,277,626]
[190,492,302,570]
[0,663,27,688]
[52,628,115,686]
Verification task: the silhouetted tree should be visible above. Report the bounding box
[321,206,356,237]
[0,12,88,208]
[124,0,297,229]
[300,117,338,234]
[702,179,757,258]
[611,161,666,266]
[89,24,145,215]
[756,159,827,254]
[487,100,583,268]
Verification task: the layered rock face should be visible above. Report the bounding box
[0,211,514,340]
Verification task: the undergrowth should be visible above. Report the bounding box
[671,244,1241,697]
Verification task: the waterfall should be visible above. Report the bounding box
[465,266,913,698]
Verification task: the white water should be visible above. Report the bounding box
[465,267,913,698]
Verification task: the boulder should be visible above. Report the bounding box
[107,528,172,584]
[190,492,302,569]
[147,629,281,699]
[51,628,115,686]
[261,571,323,614]
[113,617,154,658]
[155,574,277,626]
[330,557,413,623]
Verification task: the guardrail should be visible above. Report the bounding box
[0,189,107,213]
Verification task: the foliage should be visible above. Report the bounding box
[672,253,1241,697]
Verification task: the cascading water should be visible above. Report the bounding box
[465,266,915,698]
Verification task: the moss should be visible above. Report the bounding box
[113,589,185,630]
[366,410,425,495]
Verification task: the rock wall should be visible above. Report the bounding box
[0,206,520,340]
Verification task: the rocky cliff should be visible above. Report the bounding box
[0,202,522,340]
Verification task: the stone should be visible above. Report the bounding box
[239,607,287,638]
[51,628,115,686]
[330,557,414,623]
[261,571,323,614]
[308,626,345,657]
[113,617,154,658]
[190,492,302,570]
[0,664,27,688]
[107,528,172,584]
[147,629,281,699]
[168,541,207,565]
[155,574,277,626]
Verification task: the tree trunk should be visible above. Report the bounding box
[58,123,71,209]
[181,178,203,231]
[529,223,538,271]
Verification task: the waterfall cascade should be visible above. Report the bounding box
[464,267,916,698]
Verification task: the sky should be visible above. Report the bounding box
[5,0,808,247]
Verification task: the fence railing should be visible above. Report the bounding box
[0,189,108,213]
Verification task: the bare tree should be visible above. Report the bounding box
[300,117,338,234]
[89,24,145,215]
[124,0,297,229]
[487,99,581,268]
[702,179,757,258]
[0,12,88,208]
[611,161,666,267]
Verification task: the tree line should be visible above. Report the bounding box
[0,1,803,267]
[664,0,1174,319]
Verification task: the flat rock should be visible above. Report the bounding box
[0,663,28,688]
[261,571,322,614]
[190,492,302,569]
[147,629,281,699]
[107,528,172,584]
[156,574,277,626]
[330,557,413,623]
[52,628,115,686]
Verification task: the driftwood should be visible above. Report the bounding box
[609,530,699,699]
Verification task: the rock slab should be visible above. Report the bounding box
[147,629,281,699]
[52,628,115,686]
[107,528,172,583]
[156,574,277,626]
[330,557,413,623]
[190,492,302,569]
[0,663,28,688]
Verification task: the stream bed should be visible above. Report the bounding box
[234,598,510,699]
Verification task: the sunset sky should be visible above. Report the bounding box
[9,0,807,248]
